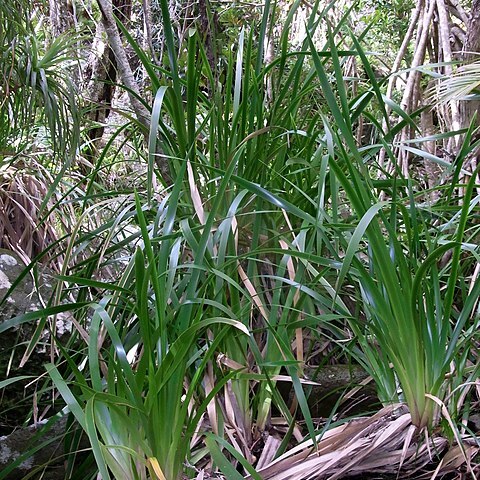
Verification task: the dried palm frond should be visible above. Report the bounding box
[428,60,480,106]
[0,160,62,267]
[246,404,479,480]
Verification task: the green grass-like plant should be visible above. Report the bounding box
[1,1,479,478]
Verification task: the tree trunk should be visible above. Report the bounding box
[460,0,480,130]
[198,0,216,74]
[49,0,74,36]
[96,0,150,130]
[83,0,134,156]
[95,0,173,185]
[460,0,480,191]
[83,22,117,157]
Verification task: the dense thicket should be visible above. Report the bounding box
[1,1,479,479]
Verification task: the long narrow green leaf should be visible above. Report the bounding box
[336,202,388,295]
[205,435,246,480]
[46,364,86,429]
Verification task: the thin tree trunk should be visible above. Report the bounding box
[83,22,116,157]
[143,0,160,65]
[96,0,150,130]
[460,0,480,194]
[378,0,424,170]
[49,0,74,36]
[400,0,435,114]
[436,0,461,140]
[461,0,480,129]
[95,0,173,185]
[396,0,435,175]
[447,0,469,25]
[198,0,216,74]
[386,0,424,99]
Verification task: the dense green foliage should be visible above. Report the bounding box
[1,0,479,478]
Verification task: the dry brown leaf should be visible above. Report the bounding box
[204,361,219,435]
[187,159,205,225]
[256,434,283,470]
[237,263,269,321]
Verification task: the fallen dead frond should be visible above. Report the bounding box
[0,160,63,267]
[245,404,479,480]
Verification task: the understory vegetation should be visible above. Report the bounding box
[1,0,480,478]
